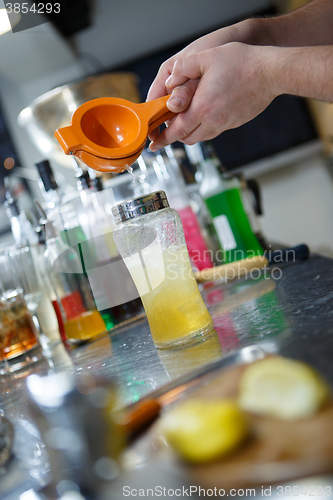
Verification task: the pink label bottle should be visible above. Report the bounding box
[177,206,214,271]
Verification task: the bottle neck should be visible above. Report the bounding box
[7,211,38,247]
[39,185,62,213]
[198,159,241,199]
[46,235,72,265]
[36,159,64,213]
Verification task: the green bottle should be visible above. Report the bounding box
[186,142,264,264]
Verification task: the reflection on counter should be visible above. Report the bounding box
[157,329,222,379]
[69,332,113,374]
[228,277,290,352]
[204,285,240,353]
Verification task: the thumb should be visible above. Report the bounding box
[167,79,199,113]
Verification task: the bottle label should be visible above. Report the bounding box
[212,214,237,251]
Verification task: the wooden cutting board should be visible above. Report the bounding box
[128,359,333,491]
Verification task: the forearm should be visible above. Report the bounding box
[244,0,333,47]
[265,45,333,102]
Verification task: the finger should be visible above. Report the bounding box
[148,115,176,142]
[166,54,203,90]
[178,123,211,146]
[148,126,160,142]
[149,80,198,140]
[165,117,176,127]
[146,59,174,102]
[149,110,201,151]
[148,81,198,141]
[176,86,227,144]
[166,79,199,113]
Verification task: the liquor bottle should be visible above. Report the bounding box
[35,223,66,342]
[35,159,89,261]
[4,181,60,341]
[185,142,264,264]
[35,159,64,213]
[51,193,143,327]
[237,175,269,251]
[4,177,38,247]
[44,220,107,344]
[71,157,103,193]
[35,159,114,329]
[36,160,142,327]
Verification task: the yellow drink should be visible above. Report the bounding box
[125,245,213,348]
[64,310,107,341]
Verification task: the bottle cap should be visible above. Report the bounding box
[35,160,58,192]
[112,190,169,224]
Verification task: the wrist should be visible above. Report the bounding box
[232,17,276,46]
[254,45,284,99]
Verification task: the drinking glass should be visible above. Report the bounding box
[112,191,214,349]
[0,249,41,371]
[8,246,43,316]
[4,245,60,345]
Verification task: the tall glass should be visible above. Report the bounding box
[112,191,214,349]
[3,245,60,345]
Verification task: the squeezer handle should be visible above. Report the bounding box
[145,95,176,135]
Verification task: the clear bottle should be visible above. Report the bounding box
[36,160,116,330]
[52,193,143,328]
[71,157,104,194]
[4,177,38,248]
[5,180,59,342]
[35,159,64,213]
[35,222,65,343]
[45,220,107,344]
[112,191,214,349]
[185,142,264,264]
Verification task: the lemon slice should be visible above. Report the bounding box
[239,357,330,420]
[160,399,248,463]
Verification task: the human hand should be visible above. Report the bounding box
[147,29,228,104]
[147,31,227,143]
[149,42,278,150]
[147,21,256,103]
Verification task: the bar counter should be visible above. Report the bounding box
[1,254,333,499]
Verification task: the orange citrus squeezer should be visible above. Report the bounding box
[54,95,175,173]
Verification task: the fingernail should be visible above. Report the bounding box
[165,75,172,87]
[168,97,183,109]
[149,143,158,152]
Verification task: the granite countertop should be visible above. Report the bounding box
[1,254,333,499]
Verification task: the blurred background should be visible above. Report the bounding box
[0,0,333,256]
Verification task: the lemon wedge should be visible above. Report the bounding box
[239,357,330,420]
[160,399,248,463]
